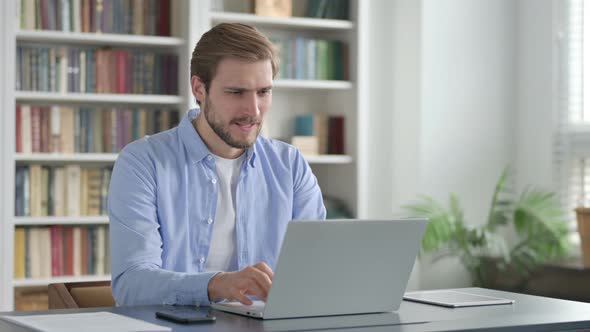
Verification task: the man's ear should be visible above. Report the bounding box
[191,76,206,104]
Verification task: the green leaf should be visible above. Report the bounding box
[402,196,459,253]
[486,166,515,229]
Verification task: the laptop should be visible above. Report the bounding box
[211,218,427,319]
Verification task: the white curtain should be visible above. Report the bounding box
[556,0,586,232]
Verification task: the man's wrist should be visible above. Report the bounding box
[207,272,224,302]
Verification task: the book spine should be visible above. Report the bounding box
[16,105,22,153]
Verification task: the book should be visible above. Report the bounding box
[29,165,42,217]
[73,226,82,276]
[86,169,102,215]
[16,105,22,153]
[328,116,345,154]
[30,106,41,153]
[291,136,319,156]
[79,168,88,216]
[60,106,75,153]
[40,167,50,216]
[63,226,74,275]
[50,106,61,152]
[53,167,65,216]
[28,228,41,278]
[255,0,292,17]
[15,168,26,216]
[20,105,32,153]
[14,228,26,279]
[39,227,52,278]
[65,165,81,216]
[50,226,64,276]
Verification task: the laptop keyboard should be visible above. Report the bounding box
[223,300,266,310]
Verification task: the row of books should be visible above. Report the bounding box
[292,113,345,155]
[272,38,348,81]
[14,225,110,279]
[16,105,180,154]
[15,166,112,217]
[19,0,173,36]
[16,46,179,94]
[210,0,349,20]
[306,0,349,19]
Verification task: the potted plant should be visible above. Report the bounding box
[403,167,570,288]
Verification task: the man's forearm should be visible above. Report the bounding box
[112,265,219,306]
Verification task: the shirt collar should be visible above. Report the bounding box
[179,108,257,167]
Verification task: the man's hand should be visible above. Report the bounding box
[208,262,274,305]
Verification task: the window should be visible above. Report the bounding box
[559,0,589,234]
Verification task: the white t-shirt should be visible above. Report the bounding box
[204,153,245,272]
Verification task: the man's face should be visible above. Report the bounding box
[201,58,273,149]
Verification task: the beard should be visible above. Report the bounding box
[203,96,262,149]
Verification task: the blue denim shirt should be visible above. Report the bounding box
[108,108,326,306]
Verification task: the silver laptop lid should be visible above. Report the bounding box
[262,219,427,319]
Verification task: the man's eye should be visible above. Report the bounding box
[227,91,242,95]
[258,90,270,96]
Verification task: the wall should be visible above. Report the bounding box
[360,0,519,289]
[515,0,555,192]
[417,0,517,289]
[365,0,518,289]
[363,0,423,289]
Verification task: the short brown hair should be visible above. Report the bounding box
[190,23,279,92]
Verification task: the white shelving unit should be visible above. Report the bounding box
[273,79,353,90]
[208,5,366,217]
[305,155,353,164]
[15,153,118,163]
[14,153,352,165]
[14,275,111,288]
[14,92,184,105]
[0,0,369,311]
[14,216,110,226]
[16,30,185,47]
[210,11,354,30]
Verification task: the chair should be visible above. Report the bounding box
[48,281,116,309]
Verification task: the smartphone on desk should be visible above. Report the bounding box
[155,307,216,324]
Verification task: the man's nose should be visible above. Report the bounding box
[244,92,260,117]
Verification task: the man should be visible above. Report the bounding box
[108,23,326,306]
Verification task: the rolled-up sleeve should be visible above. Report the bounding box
[108,144,217,306]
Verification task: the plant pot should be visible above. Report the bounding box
[575,208,590,267]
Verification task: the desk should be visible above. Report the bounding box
[2,288,590,331]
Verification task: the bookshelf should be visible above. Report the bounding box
[208,0,366,219]
[16,30,185,47]
[0,0,198,311]
[15,153,118,163]
[210,11,355,30]
[0,0,369,311]
[273,79,353,90]
[15,216,110,226]
[14,92,184,105]
[13,275,110,288]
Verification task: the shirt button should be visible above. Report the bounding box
[207,155,212,161]
[207,218,213,224]
[211,178,217,184]
[199,257,205,264]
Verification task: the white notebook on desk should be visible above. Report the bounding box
[0,311,171,332]
[404,290,514,308]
